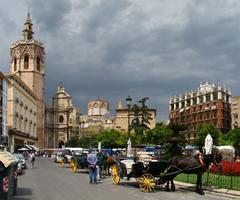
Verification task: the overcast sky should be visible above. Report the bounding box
[1,0,240,121]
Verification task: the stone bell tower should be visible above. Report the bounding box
[9,12,45,148]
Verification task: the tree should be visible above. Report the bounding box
[66,136,80,147]
[97,129,121,148]
[194,123,221,151]
[145,122,172,145]
[164,123,187,158]
[130,98,152,144]
[226,128,240,152]
[78,135,98,148]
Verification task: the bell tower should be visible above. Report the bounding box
[10,12,45,148]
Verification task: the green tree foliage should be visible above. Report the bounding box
[145,122,186,159]
[227,128,240,151]
[165,123,186,158]
[66,136,80,147]
[76,135,98,148]
[145,122,173,145]
[116,132,129,147]
[130,101,152,144]
[194,123,221,151]
[97,129,121,148]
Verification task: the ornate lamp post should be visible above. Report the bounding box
[126,95,132,137]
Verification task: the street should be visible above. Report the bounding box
[12,158,235,200]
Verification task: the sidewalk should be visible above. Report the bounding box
[174,181,240,198]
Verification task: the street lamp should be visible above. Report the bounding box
[126,95,132,136]
[82,121,85,137]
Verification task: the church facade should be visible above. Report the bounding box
[45,85,80,148]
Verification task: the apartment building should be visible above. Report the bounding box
[0,72,10,145]
[169,82,231,139]
[6,74,37,152]
[231,96,240,129]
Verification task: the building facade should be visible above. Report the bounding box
[0,72,10,146]
[169,82,231,139]
[9,13,45,148]
[88,99,109,122]
[6,74,37,152]
[231,96,240,129]
[115,100,156,132]
[45,85,80,148]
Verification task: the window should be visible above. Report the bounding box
[199,96,203,103]
[14,58,17,71]
[59,115,64,123]
[37,57,41,71]
[24,55,29,69]
[193,98,197,105]
[233,113,238,119]
[213,92,218,100]
[181,101,185,108]
[226,95,229,102]
[206,94,210,102]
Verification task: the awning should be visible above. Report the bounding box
[29,145,39,151]
[25,144,34,150]
[0,150,18,168]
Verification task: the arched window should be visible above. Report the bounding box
[24,55,29,69]
[14,58,17,71]
[37,57,41,71]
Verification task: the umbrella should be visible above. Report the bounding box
[127,138,132,157]
[98,142,101,152]
[18,147,29,151]
[205,134,213,155]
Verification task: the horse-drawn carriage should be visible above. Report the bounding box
[111,149,222,194]
[69,153,88,172]
[111,157,169,192]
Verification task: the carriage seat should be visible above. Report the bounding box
[121,159,135,174]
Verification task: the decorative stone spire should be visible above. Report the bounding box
[22,11,34,40]
[57,82,65,93]
[117,99,123,109]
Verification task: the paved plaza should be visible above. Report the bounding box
[11,158,238,200]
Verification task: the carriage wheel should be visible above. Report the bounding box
[138,174,155,192]
[70,161,77,173]
[60,159,65,167]
[111,164,120,184]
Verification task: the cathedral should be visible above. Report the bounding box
[9,13,45,149]
[45,85,80,148]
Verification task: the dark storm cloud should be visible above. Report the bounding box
[30,0,72,32]
[1,0,240,120]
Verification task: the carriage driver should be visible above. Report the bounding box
[87,148,98,184]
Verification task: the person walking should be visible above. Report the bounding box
[87,148,97,184]
[29,151,36,168]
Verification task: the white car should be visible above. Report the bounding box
[13,153,27,169]
[16,162,22,175]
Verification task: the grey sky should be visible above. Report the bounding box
[0,0,240,121]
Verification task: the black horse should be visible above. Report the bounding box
[164,151,222,195]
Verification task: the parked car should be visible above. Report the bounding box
[16,161,23,175]
[53,152,63,163]
[13,153,27,169]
